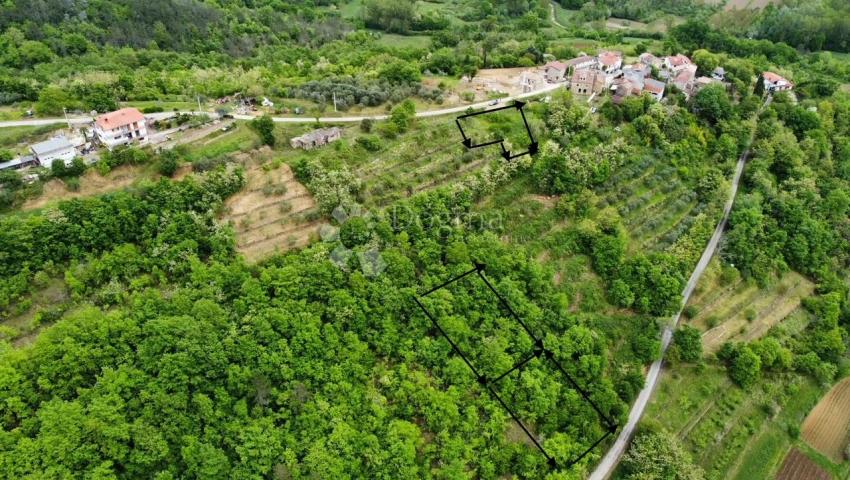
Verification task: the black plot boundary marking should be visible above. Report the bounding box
[414,263,618,470]
[455,100,539,160]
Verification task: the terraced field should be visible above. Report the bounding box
[646,364,828,480]
[683,258,814,351]
[223,150,321,262]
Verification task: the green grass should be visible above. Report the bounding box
[373,33,431,49]
[182,122,259,161]
[120,100,198,112]
[0,123,65,150]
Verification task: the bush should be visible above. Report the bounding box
[142,105,164,113]
[355,135,382,152]
[744,308,757,322]
[157,151,180,177]
[64,177,81,191]
[787,423,800,438]
[360,118,373,133]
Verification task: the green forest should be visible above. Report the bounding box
[1,0,850,479]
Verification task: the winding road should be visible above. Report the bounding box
[588,98,768,480]
[0,82,564,129]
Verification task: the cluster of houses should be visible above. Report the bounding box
[543,50,794,105]
[0,107,149,172]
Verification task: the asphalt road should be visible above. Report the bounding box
[0,82,565,128]
[588,100,766,480]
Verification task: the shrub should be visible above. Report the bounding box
[682,305,699,319]
[744,308,757,322]
[64,177,81,191]
[142,105,164,113]
[355,135,382,152]
[157,151,180,177]
[360,118,373,133]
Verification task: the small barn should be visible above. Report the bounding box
[290,127,342,150]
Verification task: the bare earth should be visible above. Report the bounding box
[22,164,145,211]
[801,376,850,462]
[775,448,831,480]
[222,150,320,262]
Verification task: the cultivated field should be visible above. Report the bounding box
[776,448,832,480]
[683,258,814,351]
[644,357,842,480]
[802,377,850,463]
[223,149,320,262]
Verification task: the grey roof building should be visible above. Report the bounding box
[30,136,76,168]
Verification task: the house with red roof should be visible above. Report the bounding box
[664,54,696,75]
[762,71,793,93]
[94,108,148,150]
[544,61,570,83]
[597,51,623,73]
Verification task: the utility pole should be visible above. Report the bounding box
[197,95,202,113]
[63,107,71,129]
[333,91,338,113]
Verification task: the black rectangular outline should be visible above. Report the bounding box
[455,101,539,160]
[414,263,618,470]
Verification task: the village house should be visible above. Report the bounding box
[643,78,666,101]
[664,54,696,75]
[570,69,606,96]
[762,71,793,92]
[544,61,569,83]
[597,51,623,73]
[290,127,342,150]
[639,52,663,69]
[611,78,642,104]
[30,136,76,168]
[563,55,597,73]
[94,108,148,150]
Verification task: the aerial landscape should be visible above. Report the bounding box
[0,0,849,478]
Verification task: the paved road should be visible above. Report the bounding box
[588,99,767,480]
[0,83,565,128]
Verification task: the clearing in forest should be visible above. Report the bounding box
[223,150,320,262]
[775,448,831,480]
[22,164,147,211]
[683,258,814,352]
[801,376,850,463]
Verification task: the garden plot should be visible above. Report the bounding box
[802,376,850,463]
[223,152,320,262]
[775,448,831,480]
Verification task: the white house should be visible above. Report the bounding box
[762,72,793,93]
[31,136,76,168]
[564,55,597,73]
[94,108,148,149]
[597,51,623,73]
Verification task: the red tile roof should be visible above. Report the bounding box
[545,61,568,71]
[667,54,692,67]
[763,71,791,84]
[598,51,622,66]
[95,108,145,130]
